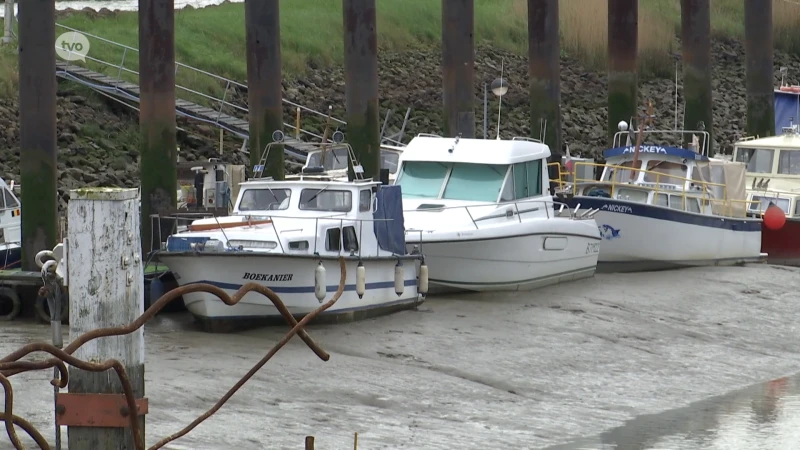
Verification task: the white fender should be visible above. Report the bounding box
[356,261,366,299]
[314,262,326,302]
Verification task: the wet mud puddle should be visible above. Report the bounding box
[545,374,800,449]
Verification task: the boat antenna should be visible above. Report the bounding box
[495,58,506,140]
[319,105,334,167]
[629,100,655,182]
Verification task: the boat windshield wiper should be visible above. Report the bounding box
[305,186,330,205]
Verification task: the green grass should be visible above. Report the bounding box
[1,0,800,102]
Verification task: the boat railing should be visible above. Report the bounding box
[557,161,758,219]
[403,196,590,231]
[152,212,416,259]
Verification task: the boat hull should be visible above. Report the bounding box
[157,253,422,332]
[761,217,800,266]
[562,197,763,273]
[405,220,600,293]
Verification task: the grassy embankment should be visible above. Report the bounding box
[1,0,800,102]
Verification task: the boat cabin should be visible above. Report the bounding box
[570,129,748,217]
[166,176,409,258]
[394,134,552,206]
[732,125,800,217]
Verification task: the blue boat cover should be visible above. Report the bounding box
[775,90,800,134]
[166,235,210,252]
[372,185,406,255]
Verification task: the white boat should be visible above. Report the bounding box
[0,177,21,270]
[732,124,800,265]
[556,122,764,272]
[394,134,601,293]
[301,144,404,182]
[157,132,426,332]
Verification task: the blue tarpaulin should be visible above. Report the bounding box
[372,184,407,255]
[775,90,800,134]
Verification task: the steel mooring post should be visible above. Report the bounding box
[744,0,775,138]
[528,0,561,155]
[680,0,713,152]
[139,0,177,255]
[18,0,58,271]
[246,0,284,178]
[607,0,638,146]
[64,188,147,450]
[343,0,381,180]
[441,0,475,138]
[2,1,14,44]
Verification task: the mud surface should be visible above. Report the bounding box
[2,263,800,449]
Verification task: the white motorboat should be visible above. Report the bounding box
[557,119,764,272]
[394,134,601,293]
[157,132,426,332]
[0,177,21,271]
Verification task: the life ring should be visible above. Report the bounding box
[34,289,69,324]
[0,286,21,321]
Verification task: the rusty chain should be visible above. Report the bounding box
[0,256,347,450]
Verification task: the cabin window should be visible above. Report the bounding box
[2,189,17,209]
[299,189,352,212]
[325,228,341,252]
[615,188,648,203]
[778,150,800,175]
[359,190,372,212]
[511,161,543,200]
[686,197,701,213]
[794,200,800,217]
[749,195,790,214]
[307,148,349,171]
[381,152,400,174]
[654,193,669,207]
[644,161,687,185]
[238,188,291,211]
[396,161,449,198]
[342,226,359,252]
[735,147,774,173]
[605,160,642,183]
[443,163,509,202]
[668,195,684,211]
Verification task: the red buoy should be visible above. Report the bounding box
[763,205,786,231]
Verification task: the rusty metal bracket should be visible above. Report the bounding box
[55,393,148,427]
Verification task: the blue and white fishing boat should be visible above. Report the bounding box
[156,131,427,332]
[557,121,764,272]
[0,177,21,270]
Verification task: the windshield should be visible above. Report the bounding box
[749,195,790,214]
[778,149,800,175]
[735,147,774,173]
[299,188,352,212]
[306,149,348,171]
[443,163,508,202]
[381,151,401,174]
[238,188,291,211]
[396,161,510,202]
[396,161,449,198]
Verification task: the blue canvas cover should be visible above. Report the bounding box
[775,90,800,134]
[372,184,407,255]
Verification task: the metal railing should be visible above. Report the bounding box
[555,161,758,219]
[402,196,594,231]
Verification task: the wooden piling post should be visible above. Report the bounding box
[305,436,315,450]
[65,188,146,449]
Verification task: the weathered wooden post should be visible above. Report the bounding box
[62,188,147,449]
